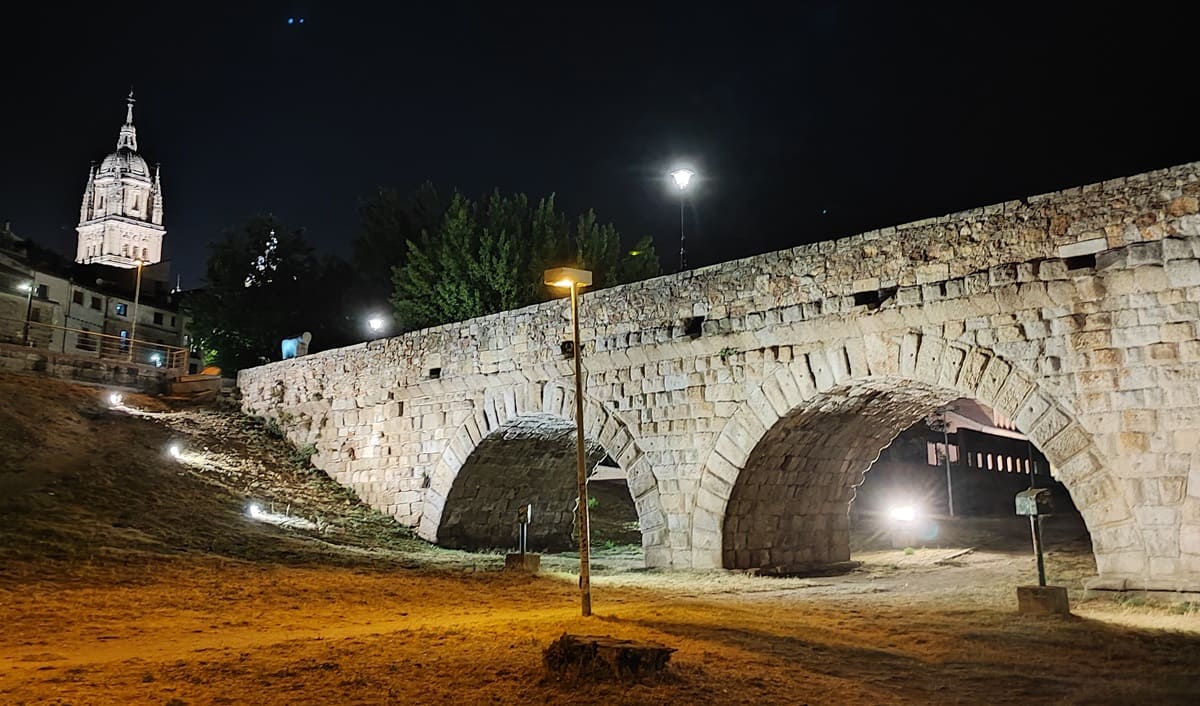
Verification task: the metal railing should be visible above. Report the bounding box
[0,315,188,369]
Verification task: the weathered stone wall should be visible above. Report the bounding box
[0,343,175,392]
[437,414,606,552]
[240,161,1200,591]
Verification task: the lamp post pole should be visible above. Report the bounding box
[569,279,591,617]
[942,409,955,517]
[543,266,594,617]
[21,275,35,345]
[669,168,695,273]
[128,260,143,362]
[678,197,686,271]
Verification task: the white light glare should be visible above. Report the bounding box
[108,392,123,406]
[888,505,917,523]
[168,444,183,459]
[245,501,317,530]
[670,168,696,190]
[368,315,385,332]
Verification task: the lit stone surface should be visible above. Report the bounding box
[240,161,1200,591]
[437,415,605,552]
[75,94,166,268]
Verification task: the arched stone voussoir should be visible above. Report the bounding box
[693,333,1145,582]
[419,383,667,562]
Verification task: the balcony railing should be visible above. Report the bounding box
[0,315,188,369]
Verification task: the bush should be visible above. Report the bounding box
[291,443,317,468]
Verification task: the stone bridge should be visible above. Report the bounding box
[239,161,1200,593]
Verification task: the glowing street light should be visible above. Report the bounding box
[19,277,35,345]
[543,266,594,617]
[367,314,387,337]
[669,168,696,272]
[670,168,695,190]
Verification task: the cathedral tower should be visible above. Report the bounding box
[76,92,166,267]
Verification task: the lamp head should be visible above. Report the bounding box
[670,168,696,190]
[367,315,385,332]
[543,267,593,289]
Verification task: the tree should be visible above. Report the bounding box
[389,189,660,331]
[614,235,661,285]
[352,183,444,304]
[184,215,344,373]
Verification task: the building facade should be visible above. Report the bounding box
[75,93,166,268]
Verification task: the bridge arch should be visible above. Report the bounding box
[693,332,1144,583]
[418,382,668,561]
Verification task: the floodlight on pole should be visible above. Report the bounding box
[543,266,594,617]
[669,168,696,272]
[20,277,35,345]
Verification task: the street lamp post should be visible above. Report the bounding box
[20,277,35,345]
[128,259,144,362]
[669,168,695,272]
[936,405,958,517]
[543,266,594,617]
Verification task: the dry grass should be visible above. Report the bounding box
[1,372,1199,705]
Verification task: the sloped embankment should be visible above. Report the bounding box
[0,372,482,578]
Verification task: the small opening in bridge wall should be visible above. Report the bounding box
[560,340,575,358]
[428,367,441,379]
[1064,254,1096,271]
[683,315,705,338]
[852,286,896,310]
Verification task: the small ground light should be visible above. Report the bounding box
[168,443,182,459]
[247,502,263,519]
[108,392,123,406]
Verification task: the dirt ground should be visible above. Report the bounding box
[2,373,1199,705]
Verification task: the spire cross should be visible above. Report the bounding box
[126,89,136,124]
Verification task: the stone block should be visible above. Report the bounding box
[1167,260,1200,288]
[1058,238,1107,259]
[504,553,541,572]
[1016,585,1071,615]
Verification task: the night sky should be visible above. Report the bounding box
[1,2,1195,290]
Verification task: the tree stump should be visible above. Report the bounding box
[543,633,676,682]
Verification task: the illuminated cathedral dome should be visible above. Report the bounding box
[75,92,166,268]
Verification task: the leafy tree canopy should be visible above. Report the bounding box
[388,189,659,330]
[184,215,353,373]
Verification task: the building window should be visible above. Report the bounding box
[35,284,48,299]
[142,247,149,260]
[29,308,41,323]
[119,330,129,352]
[153,312,164,325]
[171,316,177,327]
[90,296,101,310]
[115,303,127,316]
[73,290,84,305]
